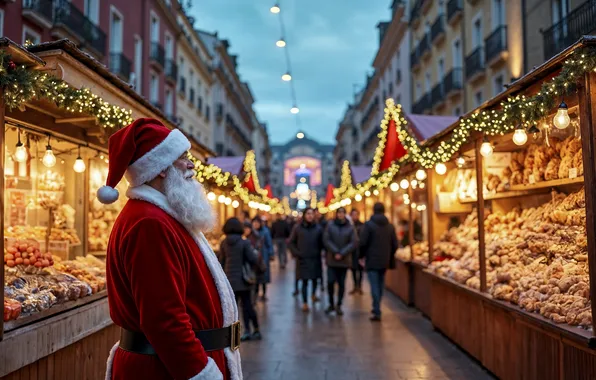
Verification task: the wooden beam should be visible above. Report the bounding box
[578,71,596,333]
[408,181,414,261]
[475,138,487,293]
[24,103,63,119]
[427,168,434,263]
[55,116,96,124]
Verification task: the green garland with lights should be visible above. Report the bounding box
[0,51,133,128]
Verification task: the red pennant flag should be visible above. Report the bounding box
[264,184,274,199]
[243,174,256,193]
[324,184,335,207]
[379,119,407,172]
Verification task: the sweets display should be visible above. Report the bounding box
[430,188,591,328]
[5,226,81,245]
[88,165,125,252]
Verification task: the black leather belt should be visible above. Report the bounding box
[119,321,241,355]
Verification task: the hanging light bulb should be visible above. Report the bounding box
[42,136,56,168]
[207,192,216,201]
[73,146,86,173]
[218,195,226,203]
[365,190,371,197]
[512,127,528,146]
[291,106,300,114]
[232,200,240,208]
[480,137,494,157]
[435,162,447,175]
[14,129,28,163]
[373,189,379,196]
[415,169,426,181]
[399,179,409,189]
[276,38,286,48]
[411,179,418,188]
[390,182,399,192]
[456,156,466,168]
[553,101,571,129]
[296,131,305,139]
[270,3,280,13]
[355,194,363,201]
[282,72,292,81]
[224,197,232,206]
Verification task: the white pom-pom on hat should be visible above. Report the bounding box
[97,185,119,204]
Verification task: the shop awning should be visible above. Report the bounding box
[406,114,459,143]
[351,165,372,184]
[207,156,245,176]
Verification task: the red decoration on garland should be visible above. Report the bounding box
[378,119,407,172]
[324,184,335,207]
[7,61,16,71]
[264,184,274,199]
[243,174,256,193]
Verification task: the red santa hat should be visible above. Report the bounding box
[96,118,191,204]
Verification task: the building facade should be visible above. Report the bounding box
[252,123,272,187]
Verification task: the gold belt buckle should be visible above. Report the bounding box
[231,321,241,351]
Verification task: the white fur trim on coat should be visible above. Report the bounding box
[125,129,190,187]
[105,341,119,380]
[125,185,242,380]
[189,357,224,380]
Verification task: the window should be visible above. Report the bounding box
[472,14,482,48]
[189,70,194,103]
[0,9,4,37]
[416,82,422,99]
[438,57,445,81]
[453,106,462,116]
[205,105,211,121]
[150,72,159,104]
[388,83,393,96]
[133,37,142,91]
[453,39,462,68]
[425,71,431,93]
[198,96,203,113]
[150,12,160,43]
[189,88,195,104]
[493,73,505,96]
[165,33,173,60]
[165,88,173,116]
[85,0,100,25]
[22,26,41,45]
[552,0,570,38]
[109,7,123,54]
[492,0,505,28]
[474,90,483,107]
[395,68,402,84]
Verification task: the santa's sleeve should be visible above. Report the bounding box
[124,218,223,380]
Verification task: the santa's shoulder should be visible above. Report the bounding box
[115,200,179,233]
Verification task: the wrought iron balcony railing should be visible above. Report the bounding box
[431,15,446,43]
[412,93,432,114]
[465,46,485,79]
[444,68,463,95]
[431,83,445,107]
[485,25,508,64]
[150,42,165,68]
[165,59,178,82]
[109,53,131,81]
[542,0,596,60]
[22,0,54,27]
[54,0,106,55]
[447,0,463,23]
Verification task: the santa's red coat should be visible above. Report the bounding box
[106,198,231,380]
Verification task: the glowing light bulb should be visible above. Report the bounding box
[399,179,409,189]
[456,156,466,168]
[345,198,352,205]
[296,131,304,139]
[512,128,528,146]
[218,195,226,203]
[276,38,286,48]
[42,146,56,168]
[390,182,399,192]
[282,72,292,81]
[355,194,362,201]
[14,145,28,163]
[553,101,570,129]
[365,190,371,197]
[73,157,86,173]
[411,179,418,188]
[415,169,426,181]
[232,200,240,208]
[373,189,379,196]
[207,192,216,201]
[270,3,280,13]
[435,163,447,175]
[224,197,232,205]
[291,106,300,114]
[480,138,494,157]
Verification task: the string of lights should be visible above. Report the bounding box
[270,2,303,138]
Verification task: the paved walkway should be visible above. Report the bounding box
[239,260,495,380]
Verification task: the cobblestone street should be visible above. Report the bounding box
[239,264,495,380]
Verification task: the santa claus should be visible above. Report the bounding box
[98,118,242,380]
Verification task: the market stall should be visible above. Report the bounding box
[0,39,213,379]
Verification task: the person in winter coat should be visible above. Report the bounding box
[323,207,357,315]
[349,209,365,295]
[359,202,398,321]
[253,217,273,301]
[219,218,262,341]
[289,208,324,312]
[271,214,292,269]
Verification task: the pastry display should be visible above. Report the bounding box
[5,226,80,245]
[88,165,125,252]
[38,170,65,192]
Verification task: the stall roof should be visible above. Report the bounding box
[352,165,372,184]
[207,156,245,175]
[406,114,459,143]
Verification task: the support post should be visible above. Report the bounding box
[408,180,414,261]
[475,138,487,293]
[0,93,5,340]
[426,168,434,263]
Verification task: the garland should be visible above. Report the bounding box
[0,51,133,128]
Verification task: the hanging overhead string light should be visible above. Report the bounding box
[270,1,302,135]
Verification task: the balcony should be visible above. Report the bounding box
[419,33,431,60]
[410,0,430,27]
[109,53,131,81]
[542,0,596,60]
[179,77,186,96]
[465,46,485,82]
[412,93,432,114]
[411,50,421,71]
[447,0,463,25]
[151,101,163,111]
[53,0,106,57]
[22,0,53,29]
[431,83,445,109]
[165,59,177,84]
[444,68,463,97]
[485,25,508,67]
[150,42,165,69]
[431,15,446,45]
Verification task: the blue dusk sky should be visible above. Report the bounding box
[189,1,391,145]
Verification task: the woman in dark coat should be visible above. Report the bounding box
[219,217,262,341]
[323,207,357,315]
[252,217,273,301]
[289,208,324,312]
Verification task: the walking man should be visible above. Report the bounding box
[100,118,241,379]
[359,202,398,322]
[349,209,364,295]
[271,214,291,269]
[323,207,357,316]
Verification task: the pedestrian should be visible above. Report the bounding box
[271,214,291,269]
[323,207,357,316]
[243,220,262,305]
[101,119,241,379]
[289,208,324,312]
[252,217,272,301]
[314,209,328,292]
[219,217,262,342]
[349,209,365,295]
[359,202,398,322]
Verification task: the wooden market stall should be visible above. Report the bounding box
[0,38,213,379]
[418,37,596,379]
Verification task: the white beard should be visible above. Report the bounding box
[163,165,217,232]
